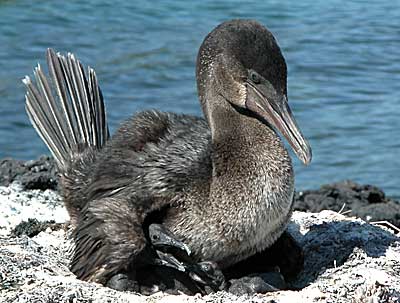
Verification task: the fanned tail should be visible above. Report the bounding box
[23,48,109,171]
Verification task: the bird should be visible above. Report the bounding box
[23,19,312,292]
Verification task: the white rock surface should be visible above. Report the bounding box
[0,183,68,236]
[0,184,399,302]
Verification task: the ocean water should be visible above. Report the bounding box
[0,0,399,198]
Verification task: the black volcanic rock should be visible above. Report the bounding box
[0,156,59,190]
[11,218,64,238]
[294,180,400,228]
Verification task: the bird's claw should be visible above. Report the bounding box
[153,250,186,272]
[148,223,226,292]
[187,261,225,291]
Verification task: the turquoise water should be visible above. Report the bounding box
[0,1,399,198]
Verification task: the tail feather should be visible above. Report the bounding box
[46,49,79,148]
[23,48,109,171]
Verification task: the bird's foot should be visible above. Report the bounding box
[105,223,225,295]
[106,225,294,296]
[148,223,226,293]
[186,261,226,293]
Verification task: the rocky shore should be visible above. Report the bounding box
[0,157,399,302]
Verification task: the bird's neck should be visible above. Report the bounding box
[206,97,294,210]
[207,98,281,163]
[195,99,294,255]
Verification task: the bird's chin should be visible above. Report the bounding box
[245,83,312,165]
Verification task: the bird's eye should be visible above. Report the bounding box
[250,71,261,84]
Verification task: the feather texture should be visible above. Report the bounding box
[23,48,109,170]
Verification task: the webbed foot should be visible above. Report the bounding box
[185,261,226,293]
[148,223,226,293]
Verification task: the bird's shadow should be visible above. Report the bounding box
[285,217,399,289]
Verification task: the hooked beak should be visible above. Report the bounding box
[245,81,312,165]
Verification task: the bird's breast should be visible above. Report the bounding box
[244,169,294,251]
[167,152,295,267]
